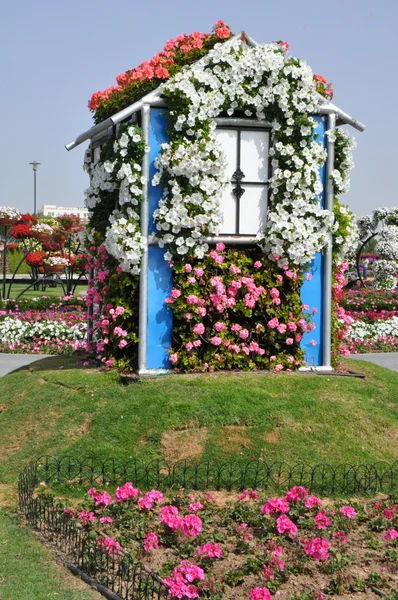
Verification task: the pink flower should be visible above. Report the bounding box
[160,505,181,531]
[163,574,199,599]
[214,322,225,332]
[309,339,317,347]
[118,339,128,349]
[184,312,191,320]
[314,510,332,530]
[193,323,205,335]
[276,515,297,535]
[189,502,204,512]
[304,537,329,561]
[340,506,356,519]
[78,511,96,526]
[305,496,322,509]
[198,542,222,558]
[285,486,308,502]
[239,329,249,340]
[305,272,312,280]
[250,587,272,600]
[216,242,225,252]
[286,338,294,345]
[99,516,114,524]
[262,497,290,515]
[115,482,140,503]
[184,264,192,273]
[188,277,196,284]
[97,537,121,555]
[333,531,348,545]
[194,268,204,277]
[211,336,222,346]
[239,489,260,501]
[229,264,241,275]
[267,318,279,329]
[186,342,193,351]
[144,532,159,551]
[384,529,398,540]
[180,514,202,537]
[171,288,181,299]
[186,295,199,305]
[254,261,262,268]
[169,353,178,364]
[277,324,287,334]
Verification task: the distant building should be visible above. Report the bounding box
[38,204,89,222]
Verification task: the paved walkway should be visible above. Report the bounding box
[0,354,51,377]
[349,352,398,373]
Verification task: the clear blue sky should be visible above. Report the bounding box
[1,0,396,217]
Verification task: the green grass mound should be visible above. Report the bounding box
[0,357,397,487]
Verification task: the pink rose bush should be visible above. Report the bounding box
[165,247,315,373]
[56,485,398,597]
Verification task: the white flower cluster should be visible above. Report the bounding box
[84,124,148,274]
[0,207,21,220]
[357,207,398,289]
[0,317,86,344]
[372,259,397,290]
[45,256,70,266]
[347,316,398,342]
[153,126,229,259]
[332,130,356,195]
[31,223,53,233]
[258,199,334,266]
[153,39,338,265]
[104,207,146,275]
[84,151,116,210]
[333,204,359,264]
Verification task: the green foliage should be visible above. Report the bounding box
[6,249,30,274]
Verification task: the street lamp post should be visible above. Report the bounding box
[29,161,41,215]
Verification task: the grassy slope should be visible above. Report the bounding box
[0,510,101,600]
[0,357,397,488]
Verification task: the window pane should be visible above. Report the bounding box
[214,129,237,180]
[219,188,237,234]
[239,185,268,235]
[240,130,269,182]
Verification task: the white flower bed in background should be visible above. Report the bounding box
[0,318,87,344]
[347,317,398,342]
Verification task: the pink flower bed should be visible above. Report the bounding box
[49,484,398,599]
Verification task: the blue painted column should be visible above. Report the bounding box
[146,108,173,369]
[300,116,327,366]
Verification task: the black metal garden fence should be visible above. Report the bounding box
[18,455,398,600]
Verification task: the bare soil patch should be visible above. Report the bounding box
[162,427,208,463]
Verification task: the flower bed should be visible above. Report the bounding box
[342,289,398,353]
[40,483,398,599]
[0,295,87,354]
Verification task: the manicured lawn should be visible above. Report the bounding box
[4,282,87,299]
[0,357,397,488]
[0,509,101,600]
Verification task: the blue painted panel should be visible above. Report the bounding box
[300,116,326,366]
[146,107,173,369]
[149,108,169,235]
[147,245,173,369]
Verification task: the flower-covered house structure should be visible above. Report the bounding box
[66,23,364,374]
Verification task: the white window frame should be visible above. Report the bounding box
[215,118,272,237]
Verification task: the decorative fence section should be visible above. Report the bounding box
[19,461,168,600]
[24,455,398,497]
[18,456,398,599]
